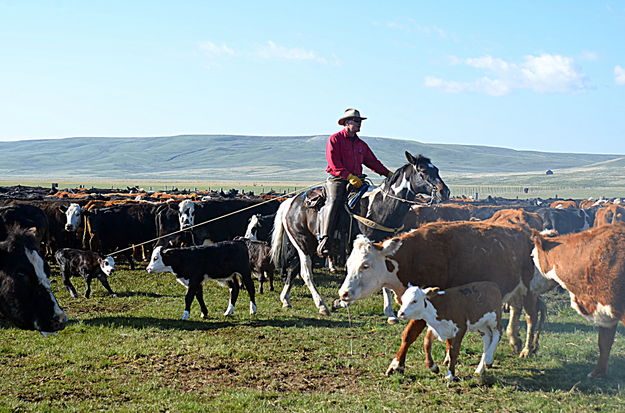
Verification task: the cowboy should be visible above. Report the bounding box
[317,108,393,257]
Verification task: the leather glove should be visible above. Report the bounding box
[347,173,364,188]
[386,171,393,178]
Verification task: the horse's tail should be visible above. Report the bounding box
[271,197,294,268]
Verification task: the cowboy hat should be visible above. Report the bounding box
[338,108,367,125]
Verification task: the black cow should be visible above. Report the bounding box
[234,236,275,293]
[83,203,157,268]
[537,207,595,235]
[0,226,68,334]
[0,204,49,251]
[244,213,276,241]
[154,202,193,248]
[54,248,116,298]
[146,241,256,320]
[177,199,280,245]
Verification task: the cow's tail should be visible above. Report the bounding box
[271,197,294,268]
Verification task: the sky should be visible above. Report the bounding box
[1,1,624,154]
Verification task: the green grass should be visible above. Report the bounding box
[1,263,625,412]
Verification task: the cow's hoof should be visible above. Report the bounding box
[588,369,606,379]
[385,358,404,376]
[200,312,208,319]
[110,293,118,298]
[319,306,331,316]
[387,317,399,325]
[282,302,292,308]
[429,363,440,374]
[519,348,532,358]
[445,372,459,382]
[332,299,347,310]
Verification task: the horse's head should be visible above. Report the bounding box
[386,152,450,202]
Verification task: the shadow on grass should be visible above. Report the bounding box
[498,357,625,395]
[80,314,359,331]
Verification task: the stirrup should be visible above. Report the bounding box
[316,236,330,257]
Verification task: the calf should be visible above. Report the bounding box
[396,281,502,381]
[54,248,116,298]
[532,224,625,378]
[146,241,256,320]
[234,237,275,293]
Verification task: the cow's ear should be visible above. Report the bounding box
[424,287,440,297]
[25,227,38,237]
[381,237,402,257]
[352,234,371,251]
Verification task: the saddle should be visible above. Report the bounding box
[302,187,326,210]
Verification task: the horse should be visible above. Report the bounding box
[270,151,450,316]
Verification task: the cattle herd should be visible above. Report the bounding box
[1,183,625,381]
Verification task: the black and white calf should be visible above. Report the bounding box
[234,236,275,294]
[54,248,116,298]
[0,227,68,334]
[396,281,502,381]
[146,241,257,319]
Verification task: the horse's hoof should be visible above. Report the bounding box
[282,302,292,308]
[387,317,399,325]
[200,312,208,319]
[319,306,331,316]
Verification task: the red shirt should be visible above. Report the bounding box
[325,129,390,179]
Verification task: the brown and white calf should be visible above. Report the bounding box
[396,281,502,381]
[338,221,540,375]
[532,223,625,378]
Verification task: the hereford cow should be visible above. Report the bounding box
[396,281,502,381]
[338,221,541,375]
[593,204,625,227]
[532,224,625,378]
[54,248,116,298]
[146,241,256,320]
[0,227,68,334]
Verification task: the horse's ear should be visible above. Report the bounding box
[405,151,417,164]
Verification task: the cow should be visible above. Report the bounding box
[396,281,502,381]
[338,221,541,375]
[244,213,276,241]
[537,207,595,235]
[146,241,256,320]
[176,198,280,245]
[593,204,625,227]
[54,248,116,298]
[0,226,68,334]
[82,203,158,268]
[234,236,275,293]
[0,204,50,252]
[532,223,625,378]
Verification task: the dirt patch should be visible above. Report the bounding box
[122,352,368,395]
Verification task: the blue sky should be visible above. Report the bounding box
[1,1,624,154]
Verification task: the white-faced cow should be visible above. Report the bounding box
[0,227,68,335]
[532,223,625,378]
[396,281,502,381]
[146,241,256,320]
[54,248,116,298]
[338,221,541,375]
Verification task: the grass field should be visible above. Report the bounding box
[1,261,624,412]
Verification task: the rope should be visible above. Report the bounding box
[106,182,326,258]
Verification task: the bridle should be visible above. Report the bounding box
[381,164,441,207]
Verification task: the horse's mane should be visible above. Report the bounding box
[385,154,432,186]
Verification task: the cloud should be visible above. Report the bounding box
[198,42,237,58]
[381,19,448,39]
[425,53,589,96]
[615,65,625,85]
[256,41,335,64]
[197,41,338,66]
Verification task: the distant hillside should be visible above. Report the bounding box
[0,135,620,181]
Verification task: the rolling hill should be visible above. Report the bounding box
[0,135,621,181]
